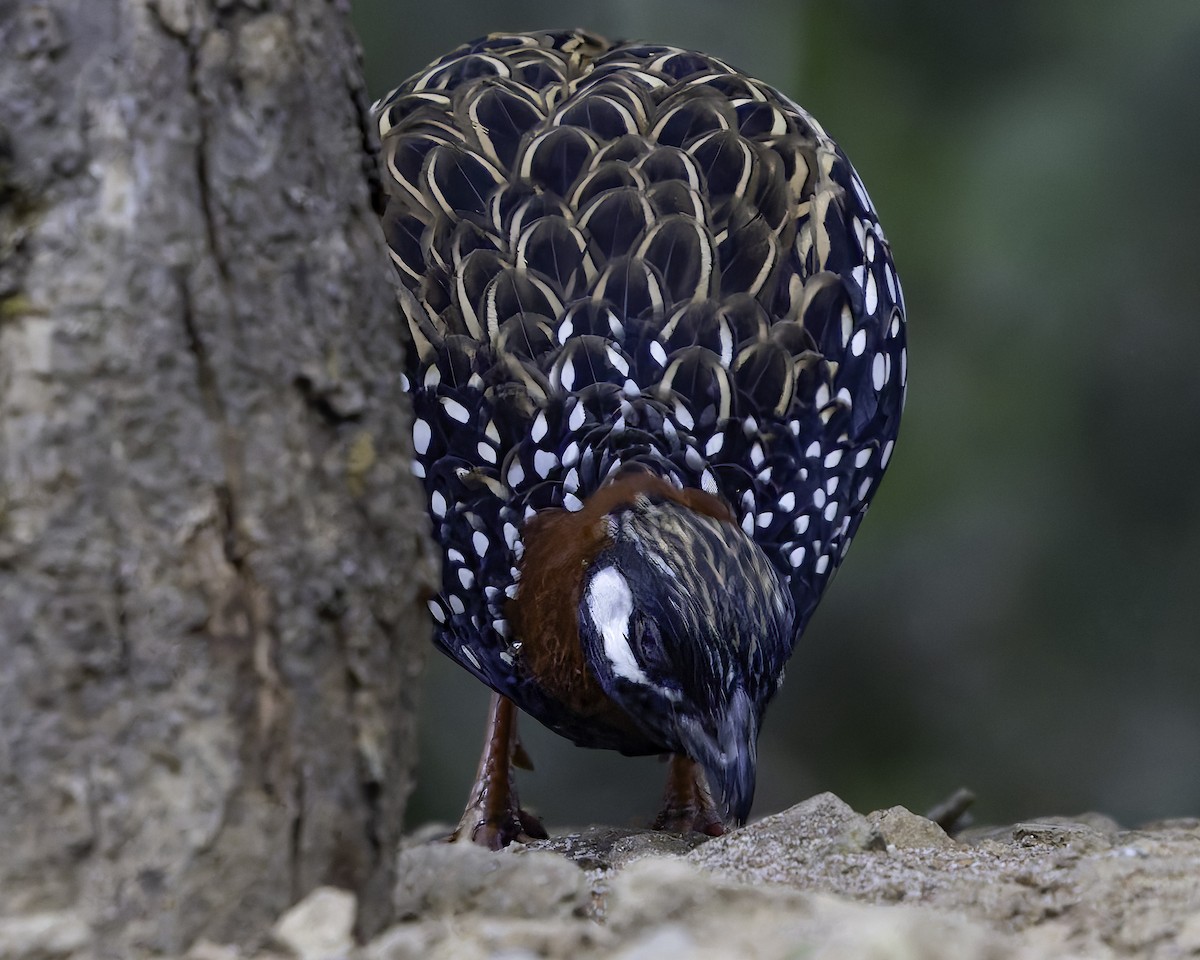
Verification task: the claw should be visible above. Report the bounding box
[450,693,545,848]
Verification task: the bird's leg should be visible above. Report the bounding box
[450,692,548,849]
[651,754,726,836]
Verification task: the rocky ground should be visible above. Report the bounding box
[5,793,1199,959]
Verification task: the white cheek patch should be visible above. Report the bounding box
[585,566,649,685]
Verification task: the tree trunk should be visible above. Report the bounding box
[0,0,433,953]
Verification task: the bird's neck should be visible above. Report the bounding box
[508,473,734,721]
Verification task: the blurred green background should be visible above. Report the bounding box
[350,0,1200,831]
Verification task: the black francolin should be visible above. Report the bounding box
[374,29,907,847]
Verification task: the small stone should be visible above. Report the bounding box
[12,7,67,59]
[148,0,191,36]
[270,886,356,960]
[1176,911,1200,953]
[868,806,955,850]
[185,940,241,960]
[0,911,90,959]
[393,842,589,921]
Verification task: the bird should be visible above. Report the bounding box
[374,29,906,848]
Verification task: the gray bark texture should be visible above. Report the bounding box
[0,0,434,954]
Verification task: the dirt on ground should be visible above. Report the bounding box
[5,792,1199,959]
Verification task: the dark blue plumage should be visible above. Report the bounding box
[376,29,906,839]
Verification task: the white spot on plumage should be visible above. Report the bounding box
[705,433,724,456]
[685,446,703,471]
[794,515,810,534]
[805,441,821,459]
[815,383,830,408]
[448,548,465,564]
[560,357,577,390]
[701,470,718,494]
[461,644,481,670]
[568,402,586,433]
[443,398,470,423]
[813,488,826,509]
[901,347,908,386]
[855,448,872,468]
[824,449,843,468]
[815,554,830,575]
[672,402,694,432]
[562,441,580,467]
[504,522,520,550]
[824,501,838,521]
[840,305,854,347]
[428,599,446,623]
[858,478,872,501]
[505,583,519,600]
[564,467,579,492]
[472,531,489,557]
[650,340,668,367]
[741,513,755,536]
[478,441,497,463]
[750,443,765,467]
[534,450,558,478]
[882,439,895,468]
[448,593,465,615]
[532,410,548,442]
[412,460,426,479]
[872,352,886,391]
[432,491,448,517]
[850,329,866,356]
[757,512,773,528]
[865,275,878,314]
[788,545,806,567]
[414,419,431,455]
[585,567,648,685]
[459,568,475,588]
[826,477,838,494]
[507,461,525,488]
[853,217,867,249]
[400,373,411,392]
[779,491,795,512]
[851,264,867,291]
[607,347,630,376]
[564,492,583,512]
[486,419,501,443]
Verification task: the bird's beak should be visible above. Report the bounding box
[678,687,758,826]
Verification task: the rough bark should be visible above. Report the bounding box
[0,0,434,954]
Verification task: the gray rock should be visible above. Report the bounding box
[531,825,711,872]
[392,841,591,921]
[270,887,356,960]
[0,912,90,960]
[868,805,956,850]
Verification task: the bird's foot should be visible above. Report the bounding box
[450,803,548,850]
[450,693,547,849]
[651,754,726,836]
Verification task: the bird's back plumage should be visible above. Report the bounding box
[376,29,906,754]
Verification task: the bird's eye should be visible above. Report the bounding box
[632,617,670,674]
